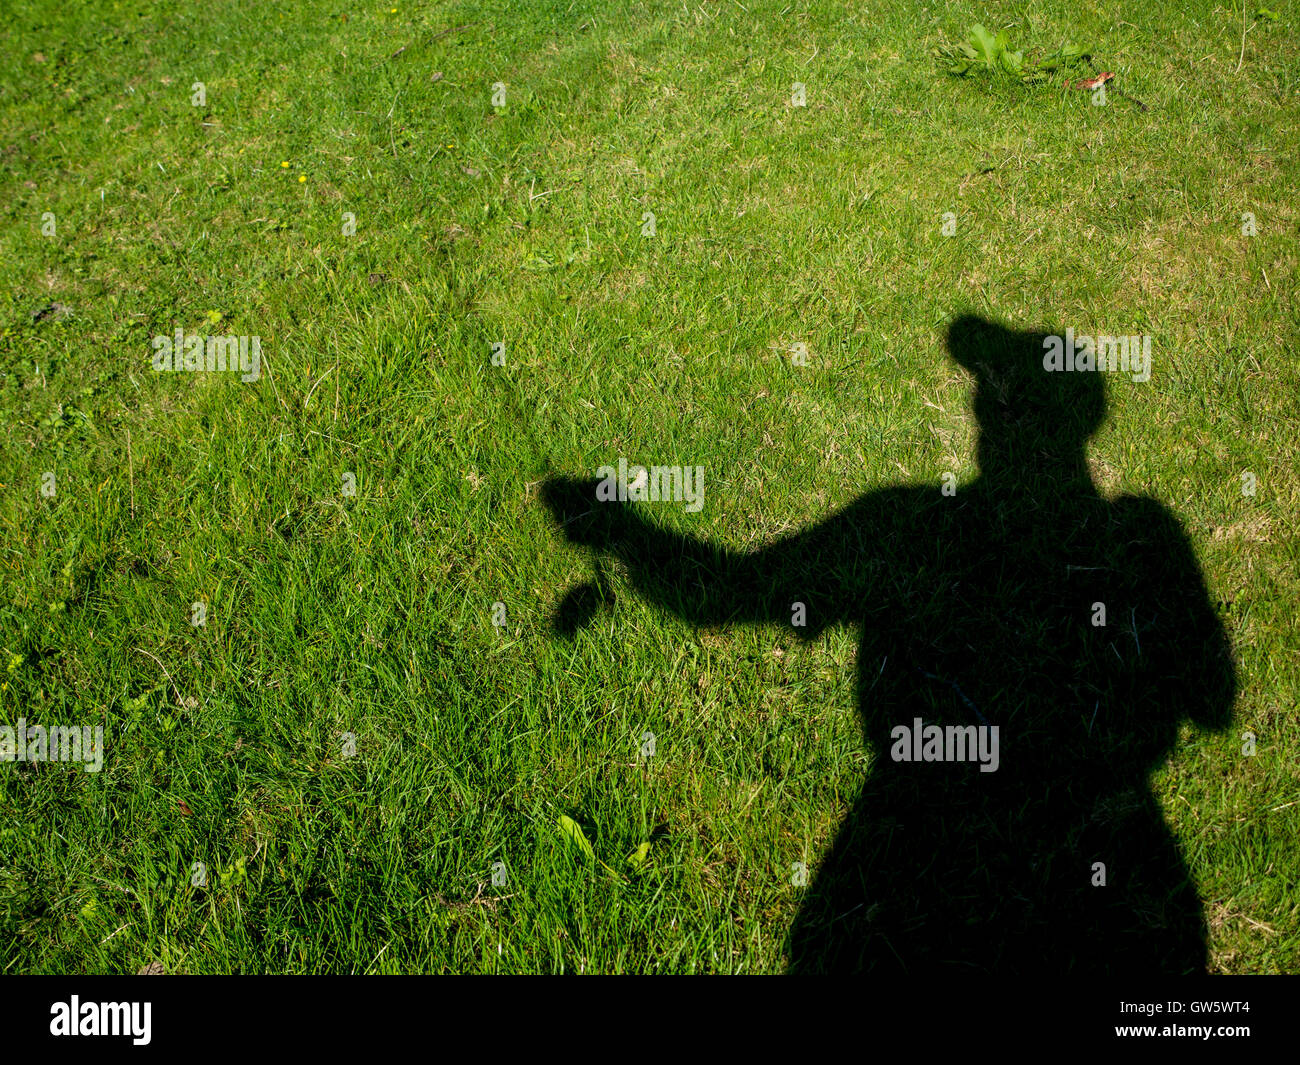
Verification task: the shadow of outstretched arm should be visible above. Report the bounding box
[541,475,837,637]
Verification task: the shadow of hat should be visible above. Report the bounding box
[945,312,1107,444]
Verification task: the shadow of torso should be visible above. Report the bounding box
[786,479,1234,974]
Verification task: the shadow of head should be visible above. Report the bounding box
[946,313,1107,481]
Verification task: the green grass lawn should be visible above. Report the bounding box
[0,0,1296,974]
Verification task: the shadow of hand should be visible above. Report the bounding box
[540,476,629,547]
[540,476,624,636]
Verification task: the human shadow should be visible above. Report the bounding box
[540,314,1235,974]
